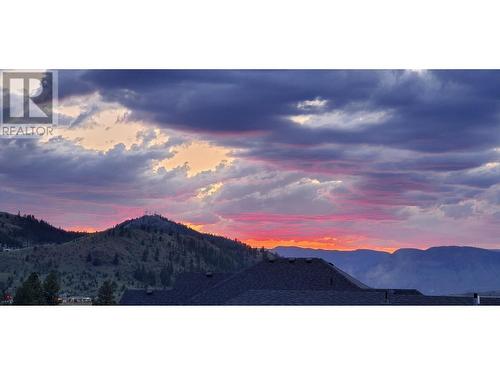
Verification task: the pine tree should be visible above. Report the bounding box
[43,271,60,305]
[95,280,116,305]
[112,253,120,266]
[13,273,46,305]
[147,270,156,286]
[160,265,172,288]
[142,249,149,262]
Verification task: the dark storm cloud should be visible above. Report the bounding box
[59,70,380,131]
[53,70,500,213]
[59,70,500,162]
[0,137,170,193]
[0,136,248,206]
[58,70,96,98]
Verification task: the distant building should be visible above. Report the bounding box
[120,258,500,305]
[1,292,13,305]
[60,296,93,305]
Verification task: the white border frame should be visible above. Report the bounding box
[2,1,500,374]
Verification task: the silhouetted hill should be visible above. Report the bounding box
[0,214,264,296]
[274,245,500,295]
[0,212,84,248]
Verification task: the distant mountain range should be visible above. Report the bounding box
[0,212,263,296]
[274,246,500,295]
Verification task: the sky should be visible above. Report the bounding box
[1,70,499,251]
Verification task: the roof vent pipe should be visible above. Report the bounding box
[473,293,480,305]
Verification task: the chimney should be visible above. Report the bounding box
[384,290,390,304]
[473,293,480,305]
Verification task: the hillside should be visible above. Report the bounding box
[0,212,85,249]
[0,214,264,297]
[274,246,500,295]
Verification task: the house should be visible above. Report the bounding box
[1,292,13,305]
[120,258,500,305]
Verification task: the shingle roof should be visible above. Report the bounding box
[171,272,231,299]
[475,297,500,305]
[226,290,500,305]
[120,272,230,305]
[189,258,369,305]
[119,258,500,305]
[225,290,387,305]
[120,289,179,305]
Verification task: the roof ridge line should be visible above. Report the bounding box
[318,258,371,289]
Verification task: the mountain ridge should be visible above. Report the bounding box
[0,213,264,297]
[0,211,85,249]
[274,245,500,295]
[274,245,500,254]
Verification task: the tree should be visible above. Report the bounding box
[160,265,172,288]
[43,271,60,305]
[13,273,46,305]
[112,253,120,266]
[133,265,147,283]
[142,248,149,262]
[95,280,116,305]
[262,248,269,261]
[146,270,156,286]
[92,257,103,266]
